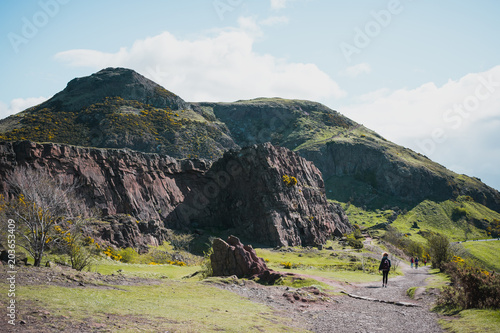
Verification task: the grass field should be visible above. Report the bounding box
[439,309,500,333]
[0,280,304,332]
[255,245,395,284]
[425,268,450,290]
[93,260,201,279]
[461,240,500,272]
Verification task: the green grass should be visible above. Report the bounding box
[425,268,450,290]
[274,276,332,290]
[93,259,200,279]
[391,199,493,244]
[277,267,383,283]
[461,240,500,272]
[255,247,386,283]
[406,286,417,299]
[0,281,305,332]
[336,202,395,229]
[439,309,500,333]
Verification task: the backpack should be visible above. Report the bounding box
[381,258,390,270]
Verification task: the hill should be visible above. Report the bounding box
[0,68,238,159]
[196,98,500,212]
[1,67,499,228]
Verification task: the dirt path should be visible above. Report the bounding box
[301,264,444,333]
[215,262,444,332]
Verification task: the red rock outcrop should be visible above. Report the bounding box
[210,236,285,284]
[0,141,350,247]
[0,140,209,222]
[173,143,351,246]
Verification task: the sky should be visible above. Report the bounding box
[1,0,499,190]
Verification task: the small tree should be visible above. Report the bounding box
[55,222,99,271]
[5,167,87,267]
[169,232,194,251]
[427,233,451,271]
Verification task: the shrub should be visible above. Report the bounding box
[282,175,298,186]
[103,246,122,261]
[487,219,500,238]
[427,233,451,272]
[437,258,500,310]
[451,206,468,221]
[382,226,424,258]
[352,225,363,239]
[169,232,194,251]
[200,242,214,279]
[119,247,139,263]
[346,234,364,249]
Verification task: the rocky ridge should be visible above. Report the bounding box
[0,140,349,247]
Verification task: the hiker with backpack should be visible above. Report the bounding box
[415,257,419,269]
[379,252,391,287]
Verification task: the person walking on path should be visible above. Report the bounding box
[379,252,391,287]
[415,257,419,269]
[424,258,427,266]
[410,257,414,268]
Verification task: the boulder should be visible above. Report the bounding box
[211,236,284,284]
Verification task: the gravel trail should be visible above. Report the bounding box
[215,262,444,332]
[303,264,444,333]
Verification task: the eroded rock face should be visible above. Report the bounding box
[174,143,351,246]
[211,236,284,284]
[0,140,209,222]
[89,215,168,253]
[0,141,350,247]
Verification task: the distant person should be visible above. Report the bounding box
[410,257,414,268]
[379,252,391,288]
[415,257,419,269]
[424,258,427,266]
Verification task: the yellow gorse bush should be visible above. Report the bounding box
[282,175,298,186]
[103,246,122,261]
[167,260,187,266]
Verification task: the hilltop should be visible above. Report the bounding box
[0,68,238,159]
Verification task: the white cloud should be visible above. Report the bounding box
[0,96,48,120]
[55,20,345,102]
[270,0,288,10]
[340,63,372,78]
[341,65,500,190]
[259,16,289,26]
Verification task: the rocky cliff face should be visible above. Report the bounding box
[0,140,209,222]
[0,141,348,247]
[300,140,500,212]
[170,143,351,246]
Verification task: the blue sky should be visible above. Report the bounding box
[1,0,500,190]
